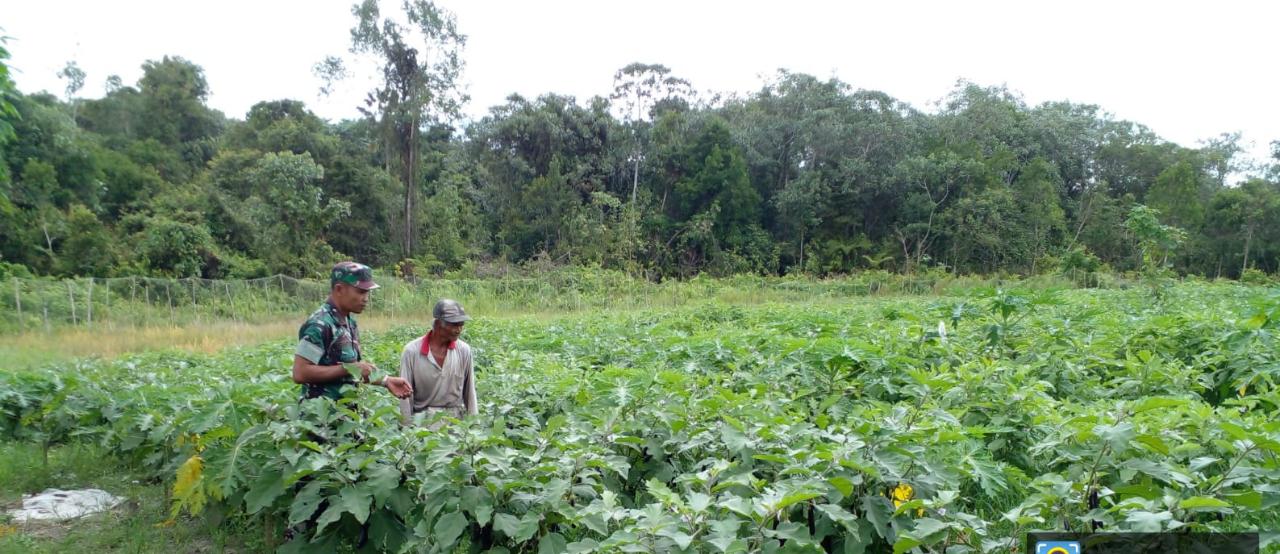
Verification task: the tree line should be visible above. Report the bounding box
[1,2,1277,282]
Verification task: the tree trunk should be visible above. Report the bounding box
[1241,222,1254,277]
[1069,188,1093,248]
[798,227,805,272]
[42,221,54,258]
[401,117,419,259]
[630,152,640,205]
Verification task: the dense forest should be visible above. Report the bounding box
[1,2,1278,282]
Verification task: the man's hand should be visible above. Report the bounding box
[344,361,377,382]
[383,376,413,399]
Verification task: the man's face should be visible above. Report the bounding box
[434,319,465,342]
[333,283,371,314]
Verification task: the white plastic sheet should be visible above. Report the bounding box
[8,489,124,522]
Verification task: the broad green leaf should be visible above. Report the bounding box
[434,510,468,551]
[1132,434,1170,455]
[861,496,894,541]
[1114,482,1162,500]
[657,528,696,549]
[908,517,948,539]
[753,453,789,464]
[815,503,857,530]
[314,502,344,534]
[244,470,284,515]
[828,476,855,498]
[708,518,744,553]
[842,520,875,554]
[515,513,542,542]
[495,512,539,541]
[288,480,325,526]
[1095,422,1136,451]
[1178,496,1231,510]
[892,535,922,554]
[1224,490,1262,509]
[581,513,608,536]
[343,362,363,381]
[775,491,822,511]
[722,496,756,519]
[1219,421,1248,441]
[721,424,751,453]
[1124,510,1173,532]
[893,499,925,516]
[539,532,569,554]
[337,485,373,524]
[688,492,712,512]
[1131,397,1187,414]
[967,457,1009,496]
[462,486,494,525]
[765,521,812,545]
[566,540,600,554]
[364,464,400,506]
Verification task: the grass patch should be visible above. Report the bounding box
[0,442,263,553]
[0,286,875,372]
[0,313,441,372]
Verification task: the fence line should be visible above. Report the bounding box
[0,270,1093,335]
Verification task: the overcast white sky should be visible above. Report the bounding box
[6,0,1278,165]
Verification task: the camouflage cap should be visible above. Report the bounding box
[433,298,471,323]
[331,261,379,290]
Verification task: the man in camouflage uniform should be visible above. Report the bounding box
[291,261,413,401]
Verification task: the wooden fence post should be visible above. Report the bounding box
[67,279,78,325]
[12,277,21,330]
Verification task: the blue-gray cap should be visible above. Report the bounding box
[433,298,471,323]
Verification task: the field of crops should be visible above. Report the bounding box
[2,283,1279,553]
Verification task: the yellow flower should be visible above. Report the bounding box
[891,482,914,505]
[889,482,925,517]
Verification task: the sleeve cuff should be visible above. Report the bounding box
[295,339,324,364]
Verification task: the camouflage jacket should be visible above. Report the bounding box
[295,300,362,400]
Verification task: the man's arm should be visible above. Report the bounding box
[292,355,370,384]
[398,346,414,424]
[463,347,478,416]
[293,321,373,384]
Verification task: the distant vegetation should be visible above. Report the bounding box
[0,3,1278,285]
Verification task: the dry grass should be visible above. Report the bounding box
[0,314,431,371]
[0,288,861,371]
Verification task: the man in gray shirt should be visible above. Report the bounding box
[398,299,478,427]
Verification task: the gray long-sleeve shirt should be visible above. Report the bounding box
[398,335,478,425]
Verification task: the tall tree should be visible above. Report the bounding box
[1012,157,1067,271]
[610,63,693,205]
[0,30,20,190]
[246,152,351,274]
[321,0,466,259]
[137,56,220,146]
[56,60,86,120]
[1146,159,1205,230]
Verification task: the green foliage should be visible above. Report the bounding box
[1147,159,1205,230]
[2,284,1279,551]
[1125,204,1186,270]
[57,205,115,277]
[226,100,338,158]
[244,151,350,274]
[0,31,19,145]
[138,217,218,277]
[137,56,221,147]
[0,43,1275,282]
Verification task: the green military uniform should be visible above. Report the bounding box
[294,262,379,400]
[295,300,363,400]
